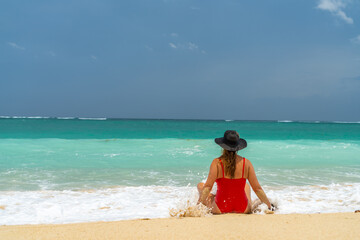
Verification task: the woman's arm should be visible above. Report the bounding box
[198,159,218,204]
[247,160,271,209]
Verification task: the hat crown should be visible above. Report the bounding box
[224,130,239,144]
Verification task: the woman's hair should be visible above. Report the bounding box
[220,149,237,178]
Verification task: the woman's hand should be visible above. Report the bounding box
[265,204,276,214]
[269,203,276,211]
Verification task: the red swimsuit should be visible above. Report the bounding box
[215,158,248,213]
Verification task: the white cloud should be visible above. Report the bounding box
[336,10,353,24]
[350,35,360,44]
[90,55,97,60]
[170,33,178,37]
[169,42,206,53]
[169,43,177,49]
[317,0,345,12]
[7,42,25,50]
[187,42,198,50]
[317,0,353,24]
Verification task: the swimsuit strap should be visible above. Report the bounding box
[218,158,225,178]
[242,158,246,178]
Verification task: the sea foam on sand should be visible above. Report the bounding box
[0,183,359,225]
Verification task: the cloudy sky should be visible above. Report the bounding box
[1,0,360,121]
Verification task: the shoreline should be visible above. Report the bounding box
[1,212,359,240]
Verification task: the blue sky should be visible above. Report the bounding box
[1,0,360,121]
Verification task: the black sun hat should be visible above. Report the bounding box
[215,130,247,151]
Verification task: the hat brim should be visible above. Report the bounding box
[215,137,247,151]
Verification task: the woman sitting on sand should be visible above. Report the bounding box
[197,130,274,214]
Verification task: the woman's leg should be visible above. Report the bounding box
[197,182,212,207]
[244,183,252,214]
[197,182,205,195]
[197,182,221,214]
[251,199,262,212]
[210,197,221,214]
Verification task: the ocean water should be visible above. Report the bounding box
[0,117,360,225]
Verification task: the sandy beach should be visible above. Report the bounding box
[1,212,359,240]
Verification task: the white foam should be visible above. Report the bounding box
[8,116,27,118]
[78,118,107,120]
[0,183,359,225]
[0,116,52,119]
[0,186,198,225]
[277,120,293,123]
[26,116,50,119]
[332,121,360,124]
[57,117,75,120]
[262,183,360,214]
[10,116,50,119]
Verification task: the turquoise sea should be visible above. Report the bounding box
[0,117,360,224]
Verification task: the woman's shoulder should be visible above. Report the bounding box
[238,156,252,165]
[212,157,221,163]
[209,158,222,170]
[211,158,224,167]
[242,157,254,169]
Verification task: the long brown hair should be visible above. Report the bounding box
[220,149,237,178]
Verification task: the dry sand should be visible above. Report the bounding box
[1,213,359,240]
